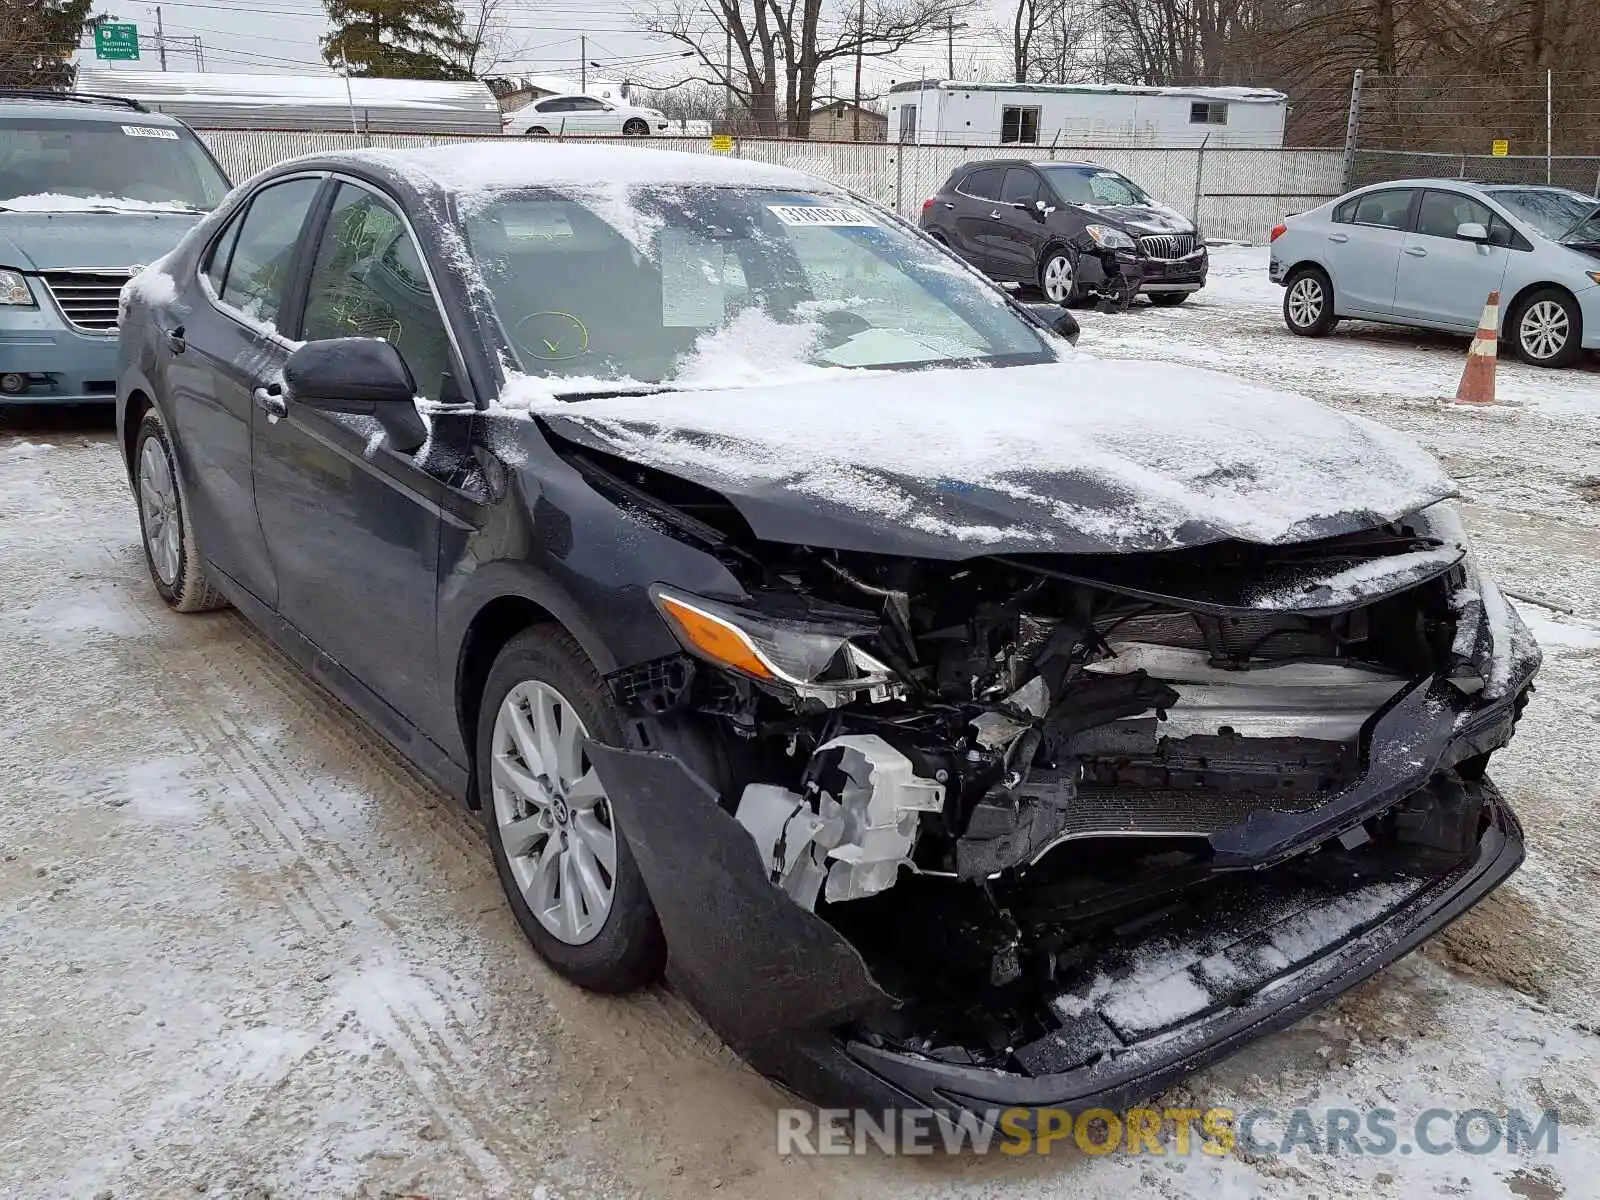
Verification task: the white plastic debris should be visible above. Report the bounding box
[816,734,944,904]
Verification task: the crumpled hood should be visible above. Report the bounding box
[0,211,202,271]
[526,360,1455,558]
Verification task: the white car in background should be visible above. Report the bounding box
[1270,178,1600,367]
[502,94,669,137]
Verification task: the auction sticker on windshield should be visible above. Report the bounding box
[768,205,877,227]
[122,125,180,139]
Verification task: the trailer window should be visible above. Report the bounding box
[1190,102,1229,125]
[898,104,917,143]
[1000,106,1040,145]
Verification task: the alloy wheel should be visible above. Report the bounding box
[1043,254,1073,303]
[138,438,181,586]
[1287,276,1323,327]
[490,680,616,945]
[1519,299,1569,361]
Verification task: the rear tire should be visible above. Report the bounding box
[622,118,650,136]
[1148,292,1191,307]
[133,408,227,614]
[1508,287,1581,368]
[525,126,550,137]
[478,626,666,993]
[1283,265,1339,337]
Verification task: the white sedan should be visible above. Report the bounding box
[502,95,669,137]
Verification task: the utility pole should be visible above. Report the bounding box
[1341,68,1363,190]
[947,15,955,79]
[853,0,864,141]
[155,5,168,70]
[580,35,586,92]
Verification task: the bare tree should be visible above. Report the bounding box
[456,0,529,77]
[635,0,978,137]
[1003,0,1105,82]
[631,81,726,121]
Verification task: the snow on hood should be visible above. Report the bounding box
[0,193,201,214]
[516,360,1456,557]
[0,208,203,272]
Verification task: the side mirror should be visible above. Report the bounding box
[283,337,428,454]
[1455,221,1489,242]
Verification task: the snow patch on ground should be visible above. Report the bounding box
[1517,605,1600,650]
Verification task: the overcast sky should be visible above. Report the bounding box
[77,0,1006,102]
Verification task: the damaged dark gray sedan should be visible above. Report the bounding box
[116,144,1539,1120]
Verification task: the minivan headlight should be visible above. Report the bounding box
[1083,225,1137,251]
[0,269,34,307]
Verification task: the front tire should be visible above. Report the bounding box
[1039,247,1080,305]
[478,626,666,993]
[133,408,227,613]
[1283,266,1339,336]
[1509,287,1581,367]
[1148,292,1191,307]
[622,119,649,136]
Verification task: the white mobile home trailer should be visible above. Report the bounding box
[887,81,1287,148]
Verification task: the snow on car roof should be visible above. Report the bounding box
[342,143,831,196]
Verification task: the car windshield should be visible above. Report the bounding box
[1486,187,1600,241]
[1037,165,1151,207]
[0,117,229,211]
[462,186,1054,385]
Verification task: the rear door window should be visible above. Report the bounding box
[1349,189,1416,231]
[216,178,321,330]
[960,168,1002,200]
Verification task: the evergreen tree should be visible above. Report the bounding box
[322,0,476,80]
[0,0,96,88]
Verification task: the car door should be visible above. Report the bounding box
[1392,189,1512,329]
[1320,187,1417,316]
[565,97,616,133]
[167,174,324,608]
[252,178,461,737]
[530,97,571,133]
[987,166,1051,282]
[951,167,1004,272]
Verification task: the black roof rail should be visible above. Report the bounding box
[0,88,149,113]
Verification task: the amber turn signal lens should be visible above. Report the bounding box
[657,595,775,680]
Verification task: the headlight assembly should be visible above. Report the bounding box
[1083,225,1137,251]
[650,586,898,705]
[0,269,34,307]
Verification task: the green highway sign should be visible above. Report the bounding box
[94,23,141,61]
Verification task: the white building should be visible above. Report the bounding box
[887,81,1288,148]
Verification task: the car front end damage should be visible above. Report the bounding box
[579,480,1537,1117]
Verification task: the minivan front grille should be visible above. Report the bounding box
[40,270,132,333]
[1138,233,1198,260]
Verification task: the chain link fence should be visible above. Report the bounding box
[1352,148,1600,196]
[194,129,1343,243]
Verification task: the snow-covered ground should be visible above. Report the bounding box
[2,256,1598,1199]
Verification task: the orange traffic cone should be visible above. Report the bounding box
[1454,292,1499,405]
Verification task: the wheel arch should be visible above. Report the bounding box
[1502,279,1581,334]
[122,387,154,475]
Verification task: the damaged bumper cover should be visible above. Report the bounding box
[588,664,1529,1115]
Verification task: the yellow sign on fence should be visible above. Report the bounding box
[1491,138,1510,156]
[710,134,734,152]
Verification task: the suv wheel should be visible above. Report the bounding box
[479,626,666,992]
[133,407,227,613]
[1040,248,1079,305]
[1283,266,1339,336]
[1510,287,1581,367]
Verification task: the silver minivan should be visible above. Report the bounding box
[1270,179,1600,367]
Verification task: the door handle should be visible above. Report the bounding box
[940,202,954,209]
[1327,233,1349,243]
[1403,246,1428,257]
[165,326,186,354]
[252,383,287,420]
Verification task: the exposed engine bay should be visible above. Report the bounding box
[571,437,1533,1083]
